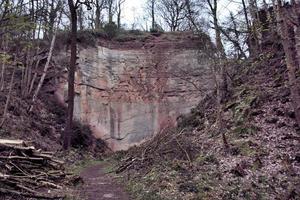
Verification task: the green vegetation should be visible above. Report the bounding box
[68,158,104,175]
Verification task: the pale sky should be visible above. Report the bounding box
[121,0,241,30]
[122,0,147,29]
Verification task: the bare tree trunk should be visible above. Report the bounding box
[0,62,6,91]
[211,1,227,100]
[117,0,126,29]
[0,67,15,128]
[20,62,25,96]
[108,0,114,24]
[25,54,33,96]
[64,0,78,150]
[48,1,56,38]
[207,0,229,149]
[117,0,125,29]
[48,0,61,38]
[0,36,7,91]
[28,57,41,95]
[231,12,243,58]
[151,0,155,30]
[248,0,261,56]
[29,31,57,112]
[22,48,30,97]
[95,0,102,29]
[78,6,84,30]
[28,24,42,95]
[296,26,300,72]
[277,1,300,127]
[242,0,250,32]
[117,2,121,28]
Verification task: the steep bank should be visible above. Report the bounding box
[113,38,300,199]
[0,43,106,153]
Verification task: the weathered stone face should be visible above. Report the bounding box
[57,36,213,150]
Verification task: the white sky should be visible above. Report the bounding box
[121,0,241,30]
[122,0,147,29]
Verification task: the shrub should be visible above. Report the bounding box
[103,22,118,39]
[129,29,143,35]
[114,35,136,42]
[150,23,164,36]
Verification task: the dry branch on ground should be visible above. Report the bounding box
[0,139,68,199]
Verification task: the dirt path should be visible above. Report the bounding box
[79,163,130,200]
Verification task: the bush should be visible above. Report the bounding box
[103,22,118,39]
[71,122,93,149]
[129,29,143,35]
[114,35,136,42]
[150,23,164,36]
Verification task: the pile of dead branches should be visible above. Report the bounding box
[0,139,66,199]
[116,127,199,174]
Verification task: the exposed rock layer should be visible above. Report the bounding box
[57,33,213,150]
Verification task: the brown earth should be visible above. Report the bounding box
[96,31,209,50]
[79,164,130,200]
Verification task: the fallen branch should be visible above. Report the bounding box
[0,139,67,199]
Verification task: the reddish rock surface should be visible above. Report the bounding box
[56,33,213,151]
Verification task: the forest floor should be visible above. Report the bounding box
[79,163,129,200]
[66,159,130,200]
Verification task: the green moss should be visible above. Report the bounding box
[126,180,165,200]
[194,172,220,200]
[258,175,268,184]
[232,124,258,138]
[195,154,219,165]
[252,161,262,171]
[233,95,258,125]
[228,85,260,127]
[144,168,161,181]
[232,141,256,156]
[68,158,104,175]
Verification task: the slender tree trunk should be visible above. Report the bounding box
[64,0,78,150]
[29,32,57,112]
[22,48,30,97]
[248,0,260,56]
[117,0,126,29]
[0,36,7,91]
[151,0,155,30]
[28,58,41,95]
[78,7,84,30]
[28,25,42,95]
[208,0,229,149]
[0,62,6,92]
[30,0,35,39]
[0,67,15,128]
[242,0,250,32]
[212,6,227,100]
[117,3,121,28]
[294,4,300,71]
[277,1,300,127]
[25,54,33,96]
[95,1,101,29]
[108,1,113,24]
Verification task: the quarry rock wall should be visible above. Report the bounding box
[57,34,213,150]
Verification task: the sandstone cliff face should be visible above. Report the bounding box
[57,34,213,150]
